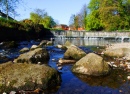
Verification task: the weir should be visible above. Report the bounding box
[51,30,130,41]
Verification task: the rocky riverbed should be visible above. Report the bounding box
[0,40,130,94]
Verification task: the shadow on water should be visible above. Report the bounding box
[73,69,128,89]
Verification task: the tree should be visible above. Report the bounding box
[74,15,79,30]
[88,0,101,11]
[86,10,103,31]
[99,0,130,30]
[86,0,130,31]
[69,4,88,30]
[69,14,75,30]
[86,0,103,31]
[41,15,56,28]
[81,4,88,29]
[0,0,20,20]
[30,9,57,28]
[30,9,46,24]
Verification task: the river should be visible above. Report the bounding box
[0,38,130,94]
[50,38,130,94]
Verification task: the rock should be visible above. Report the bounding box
[58,66,62,70]
[14,48,50,64]
[72,53,111,76]
[64,45,86,60]
[105,43,130,50]
[127,76,130,80]
[64,40,72,48]
[0,41,18,48]
[56,44,67,50]
[58,58,76,64]
[30,45,39,50]
[56,41,72,50]
[0,55,9,62]
[103,48,125,58]
[9,91,16,94]
[38,40,47,47]
[104,48,130,60]
[0,61,61,92]
[57,44,63,49]
[46,41,53,45]
[19,47,29,53]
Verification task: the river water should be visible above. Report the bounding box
[49,38,130,94]
[0,38,130,94]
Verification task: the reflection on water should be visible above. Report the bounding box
[74,69,127,89]
[52,38,130,94]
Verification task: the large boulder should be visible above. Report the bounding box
[104,48,124,58]
[64,45,86,60]
[14,48,50,64]
[103,48,130,59]
[72,53,111,76]
[0,61,61,92]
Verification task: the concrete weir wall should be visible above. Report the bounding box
[51,30,130,40]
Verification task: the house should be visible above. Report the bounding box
[0,10,14,20]
[69,25,85,31]
[54,24,69,30]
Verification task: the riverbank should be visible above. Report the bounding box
[106,42,130,50]
[0,18,54,42]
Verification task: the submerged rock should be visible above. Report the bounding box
[72,53,111,76]
[0,61,61,92]
[14,48,50,64]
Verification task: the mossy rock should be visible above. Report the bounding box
[0,61,61,93]
[14,48,50,64]
[64,45,86,60]
[72,53,111,76]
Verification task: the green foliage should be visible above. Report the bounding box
[30,9,56,29]
[30,12,42,24]
[86,0,130,31]
[86,10,104,31]
[41,16,56,28]
[88,0,101,11]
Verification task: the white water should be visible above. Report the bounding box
[54,38,129,46]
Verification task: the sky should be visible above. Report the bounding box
[15,0,90,25]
